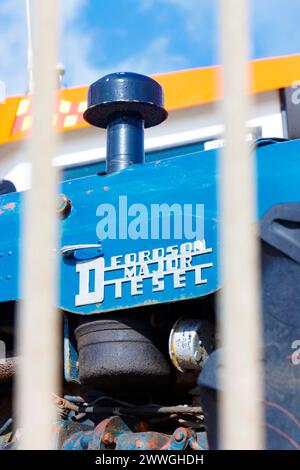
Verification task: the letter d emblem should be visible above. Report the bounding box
[75,257,105,306]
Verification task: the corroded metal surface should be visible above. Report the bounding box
[0,357,18,383]
[57,415,208,451]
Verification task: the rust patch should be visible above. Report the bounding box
[102,432,114,445]
[0,202,16,215]
[0,357,18,383]
[135,438,142,448]
[136,421,150,432]
[3,202,16,210]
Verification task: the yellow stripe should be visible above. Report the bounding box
[1,54,300,145]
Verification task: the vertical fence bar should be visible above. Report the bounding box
[219,0,264,449]
[25,0,34,93]
[16,0,59,449]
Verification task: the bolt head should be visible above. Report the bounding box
[194,350,202,362]
[57,194,71,218]
[174,429,186,442]
[102,432,114,445]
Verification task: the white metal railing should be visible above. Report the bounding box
[16,0,60,450]
[219,0,265,450]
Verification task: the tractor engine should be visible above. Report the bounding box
[0,72,300,450]
[55,72,215,450]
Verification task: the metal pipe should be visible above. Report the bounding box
[16,0,59,450]
[83,72,167,174]
[54,395,203,417]
[219,0,264,450]
[106,112,144,173]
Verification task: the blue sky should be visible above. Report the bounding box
[0,0,300,96]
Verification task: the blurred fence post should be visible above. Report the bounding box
[16,0,59,449]
[219,0,265,449]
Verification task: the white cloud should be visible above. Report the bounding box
[141,0,300,60]
[251,0,300,58]
[139,0,217,46]
[0,0,99,94]
[61,4,187,86]
[0,1,28,95]
[60,0,101,87]
[97,36,187,77]
[0,0,187,96]
[1,0,299,97]
[62,0,87,22]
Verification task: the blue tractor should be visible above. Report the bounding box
[0,72,299,450]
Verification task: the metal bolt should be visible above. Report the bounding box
[57,194,71,219]
[102,431,114,445]
[194,350,201,362]
[174,429,186,442]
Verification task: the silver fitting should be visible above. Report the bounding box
[168,317,213,373]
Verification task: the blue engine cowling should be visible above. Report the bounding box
[0,139,299,312]
[0,138,300,450]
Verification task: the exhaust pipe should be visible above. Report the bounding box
[83,72,168,174]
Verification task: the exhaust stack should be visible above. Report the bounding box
[84,72,167,174]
